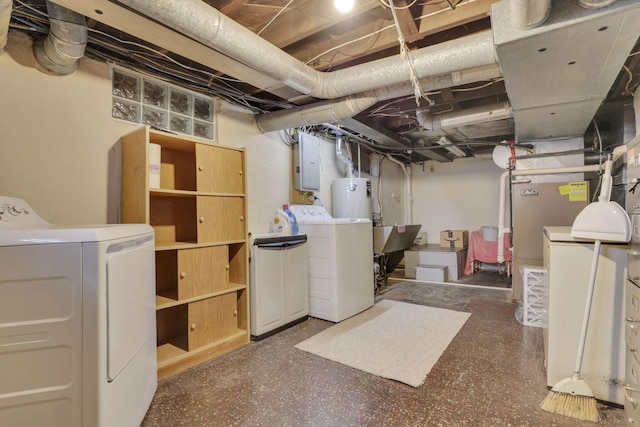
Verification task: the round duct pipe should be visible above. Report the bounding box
[416,102,513,132]
[579,0,617,9]
[0,0,11,53]
[33,1,87,75]
[509,0,552,29]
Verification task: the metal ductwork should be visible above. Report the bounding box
[117,0,497,100]
[335,135,355,178]
[416,101,513,132]
[33,1,87,75]
[256,64,502,133]
[579,0,618,9]
[635,85,640,138]
[509,0,551,29]
[0,0,11,53]
[492,0,640,141]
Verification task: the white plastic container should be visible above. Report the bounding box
[148,143,161,189]
[482,226,498,242]
[270,209,291,235]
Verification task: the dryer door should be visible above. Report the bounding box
[106,235,155,381]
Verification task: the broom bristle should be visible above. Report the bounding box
[540,390,600,422]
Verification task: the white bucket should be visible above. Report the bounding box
[482,226,498,242]
[148,143,161,189]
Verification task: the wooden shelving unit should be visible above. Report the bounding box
[121,126,249,380]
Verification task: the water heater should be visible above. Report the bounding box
[332,177,372,219]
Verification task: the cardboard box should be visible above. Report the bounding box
[440,230,469,249]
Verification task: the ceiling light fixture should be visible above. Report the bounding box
[334,0,355,13]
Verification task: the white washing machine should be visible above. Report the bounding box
[289,205,374,322]
[0,196,157,427]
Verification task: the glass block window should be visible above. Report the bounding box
[111,65,216,141]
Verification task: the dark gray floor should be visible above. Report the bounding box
[141,276,625,426]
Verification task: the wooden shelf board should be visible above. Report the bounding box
[155,240,247,251]
[157,330,249,380]
[156,283,248,310]
[150,189,245,198]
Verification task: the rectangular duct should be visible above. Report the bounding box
[491,0,640,140]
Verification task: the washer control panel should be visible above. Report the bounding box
[0,196,49,229]
[288,205,333,222]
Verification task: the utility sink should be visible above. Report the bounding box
[373,225,422,255]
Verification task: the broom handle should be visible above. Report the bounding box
[573,239,602,377]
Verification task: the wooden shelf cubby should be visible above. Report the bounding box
[121,126,249,380]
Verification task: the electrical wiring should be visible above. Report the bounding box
[450,78,504,92]
[87,28,244,84]
[10,0,292,114]
[304,19,388,66]
[622,65,636,96]
[378,0,420,9]
[257,0,295,36]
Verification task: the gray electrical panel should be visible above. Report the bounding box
[293,132,321,192]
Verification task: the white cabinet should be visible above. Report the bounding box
[543,226,627,405]
[250,235,309,339]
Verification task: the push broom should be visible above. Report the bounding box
[540,158,631,422]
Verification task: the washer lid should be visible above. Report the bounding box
[0,224,154,246]
[0,195,153,246]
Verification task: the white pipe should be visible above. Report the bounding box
[635,84,640,138]
[257,64,501,133]
[579,0,617,9]
[336,135,354,178]
[0,0,11,53]
[386,155,412,225]
[496,145,628,262]
[416,102,513,132]
[509,0,551,29]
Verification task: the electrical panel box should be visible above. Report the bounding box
[293,132,321,192]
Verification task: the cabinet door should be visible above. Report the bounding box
[177,246,230,299]
[197,196,245,242]
[187,293,238,350]
[285,244,310,322]
[196,145,244,194]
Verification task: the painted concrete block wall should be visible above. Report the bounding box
[373,155,406,226]
[0,33,290,236]
[0,33,137,225]
[411,157,505,244]
[0,32,407,234]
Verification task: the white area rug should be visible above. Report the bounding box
[294,299,471,387]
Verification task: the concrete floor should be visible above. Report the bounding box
[141,278,625,426]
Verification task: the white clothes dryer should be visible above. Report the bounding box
[289,205,374,322]
[0,196,157,427]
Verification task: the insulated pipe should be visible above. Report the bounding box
[0,0,11,53]
[496,145,628,263]
[336,135,355,178]
[33,1,87,75]
[635,84,640,138]
[579,0,617,9]
[509,0,552,29]
[416,101,513,132]
[385,155,413,226]
[118,0,497,100]
[256,64,502,133]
